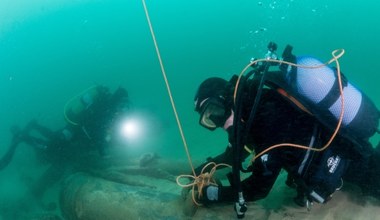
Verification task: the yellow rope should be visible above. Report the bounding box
[176,162,231,206]
[142,1,232,207]
[141,0,195,174]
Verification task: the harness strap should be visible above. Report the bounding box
[298,123,319,176]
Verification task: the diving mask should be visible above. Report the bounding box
[198,97,226,130]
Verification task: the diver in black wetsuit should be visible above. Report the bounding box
[0,85,130,199]
[190,44,380,211]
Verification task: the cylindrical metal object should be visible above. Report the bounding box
[60,172,180,220]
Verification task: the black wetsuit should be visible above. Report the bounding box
[196,88,376,204]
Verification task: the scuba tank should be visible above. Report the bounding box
[64,85,104,126]
[265,44,380,152]
[290,56,378,138]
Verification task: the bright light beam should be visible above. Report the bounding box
[120,118,142,141]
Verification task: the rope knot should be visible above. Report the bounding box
[176,162,231,206]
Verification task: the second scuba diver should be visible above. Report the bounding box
[0,85,130,203]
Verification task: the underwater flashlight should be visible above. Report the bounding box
[115,110,162,148]
[119,116,145,143]
[121,119,141,139]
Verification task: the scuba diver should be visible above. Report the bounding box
[0,85,130,200]
[190,43,380,217]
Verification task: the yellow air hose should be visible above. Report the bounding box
[63,85,98,126]
[233,49,346,163]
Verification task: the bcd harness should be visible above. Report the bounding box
[229,42,380,218]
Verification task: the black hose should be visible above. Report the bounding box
[230,61,272,217]
[242,64,270,171]
[230,75,250,218]
[232,75,247,194]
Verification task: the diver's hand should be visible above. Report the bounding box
[181,156,217,201]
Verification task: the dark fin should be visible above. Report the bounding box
[0,135,21,170]
[0,121,38,171]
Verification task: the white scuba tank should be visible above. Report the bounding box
[285,56,379,142]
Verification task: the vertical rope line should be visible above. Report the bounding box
[141,0,195,173]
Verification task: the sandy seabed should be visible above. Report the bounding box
[4,156,380,220]
[58,158,380,220]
